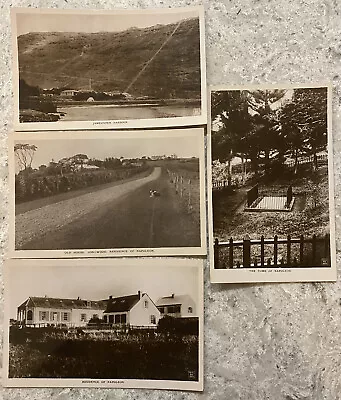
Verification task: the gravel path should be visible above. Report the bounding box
[15,167,161,249]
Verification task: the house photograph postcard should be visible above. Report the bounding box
[3,258,204,390]
[9,128,206,258]
[11,7,207,131]
[208,85,336,283]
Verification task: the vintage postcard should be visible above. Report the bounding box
[208,84,337,283]
[9,128,206,258]
[3,258,204,390]
[11,7,207,131]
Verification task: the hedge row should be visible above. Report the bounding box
[15,166,150,203]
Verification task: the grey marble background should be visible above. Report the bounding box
[1,0,341,399]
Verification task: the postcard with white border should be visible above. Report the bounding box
[9,127,206,258]
[3,258,204,390]
[208,84,336,283]
[11,7,207,131]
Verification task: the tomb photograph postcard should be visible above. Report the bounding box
[208,84,336,283]
[3,258,204,391]
[9,127,206,258]
[11,7,207,131]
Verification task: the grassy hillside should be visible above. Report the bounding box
[18,18,201,99]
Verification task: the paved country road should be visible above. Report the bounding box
[16,167,201,250]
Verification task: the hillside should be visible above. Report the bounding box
[17,18,201,99]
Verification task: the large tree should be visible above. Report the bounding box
[14,143,37,172]
[211,89,286,179]
[246,89,286,170]
[280,87,327,172]
[211,90,251,183]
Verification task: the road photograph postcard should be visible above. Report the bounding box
[11,7,207,131]
[9,127,206,258]
[3,258,204,391]
[207,84,336,283]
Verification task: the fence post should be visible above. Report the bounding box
[229,238,233,269]
[286,185,292,208]
[300,235,304,266]
[287,235,291,267]
[274,235,278,267]
[312,234,316,266]
[214,238,220,269]
[260,235,265,267]
[243,235,251,268]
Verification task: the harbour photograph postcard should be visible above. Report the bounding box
[208,85,336,283]
[9,128,206,258]
[11,7,207,131]
[3,258,204,390]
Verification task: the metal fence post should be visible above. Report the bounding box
[214,238,220,269]
[243,235,251,268]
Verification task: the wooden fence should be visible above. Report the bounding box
[212,180,230,191]
[214,234,330,268]
[286,153,328,169]
[167,169,195,213]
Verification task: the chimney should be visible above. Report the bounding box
[109,295,112,300]
[138,290,141,299]
[171,293,174,298]
[77,296,80,300]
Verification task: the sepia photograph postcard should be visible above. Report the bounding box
[3,258,204,390]
[9,127,206,258]
[11,7,207,131]
[208,84,336,283]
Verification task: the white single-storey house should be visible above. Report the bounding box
[156,294,196,318]
[60,89,79,97]
[17,296,107,327]
[103,291,160,328]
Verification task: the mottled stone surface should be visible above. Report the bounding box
[1,0,341,399]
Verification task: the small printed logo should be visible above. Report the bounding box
[188,370,196,380]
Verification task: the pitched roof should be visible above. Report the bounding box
[156,294,192,307]
[104,294,140,313]
[18,297,107,310]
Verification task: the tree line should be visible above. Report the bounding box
[211,88,327,184]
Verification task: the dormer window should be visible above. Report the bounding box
[188,307,193,314]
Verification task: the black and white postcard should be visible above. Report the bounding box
[208,84,336,283]
[3,258,204,390]
[9,128,206,258]
[11,7,207,131]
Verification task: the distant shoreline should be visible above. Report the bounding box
[52,98,201,107]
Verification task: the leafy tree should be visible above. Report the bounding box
[14,143,37,172]
[211,90,251,183]
[246,89,286,170]
[103,157,122,169]
[280,88,327,172]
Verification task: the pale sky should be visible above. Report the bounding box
[8,262,201,319]
[15,133,201,170]
[16,10,199,36]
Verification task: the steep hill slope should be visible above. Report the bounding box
[18,18,201,99]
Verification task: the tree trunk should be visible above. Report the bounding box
[251,155,259,174]
[313,150,318,171]
[294,149,299,175]
[227,159,232,186]
[241,156,245,184]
